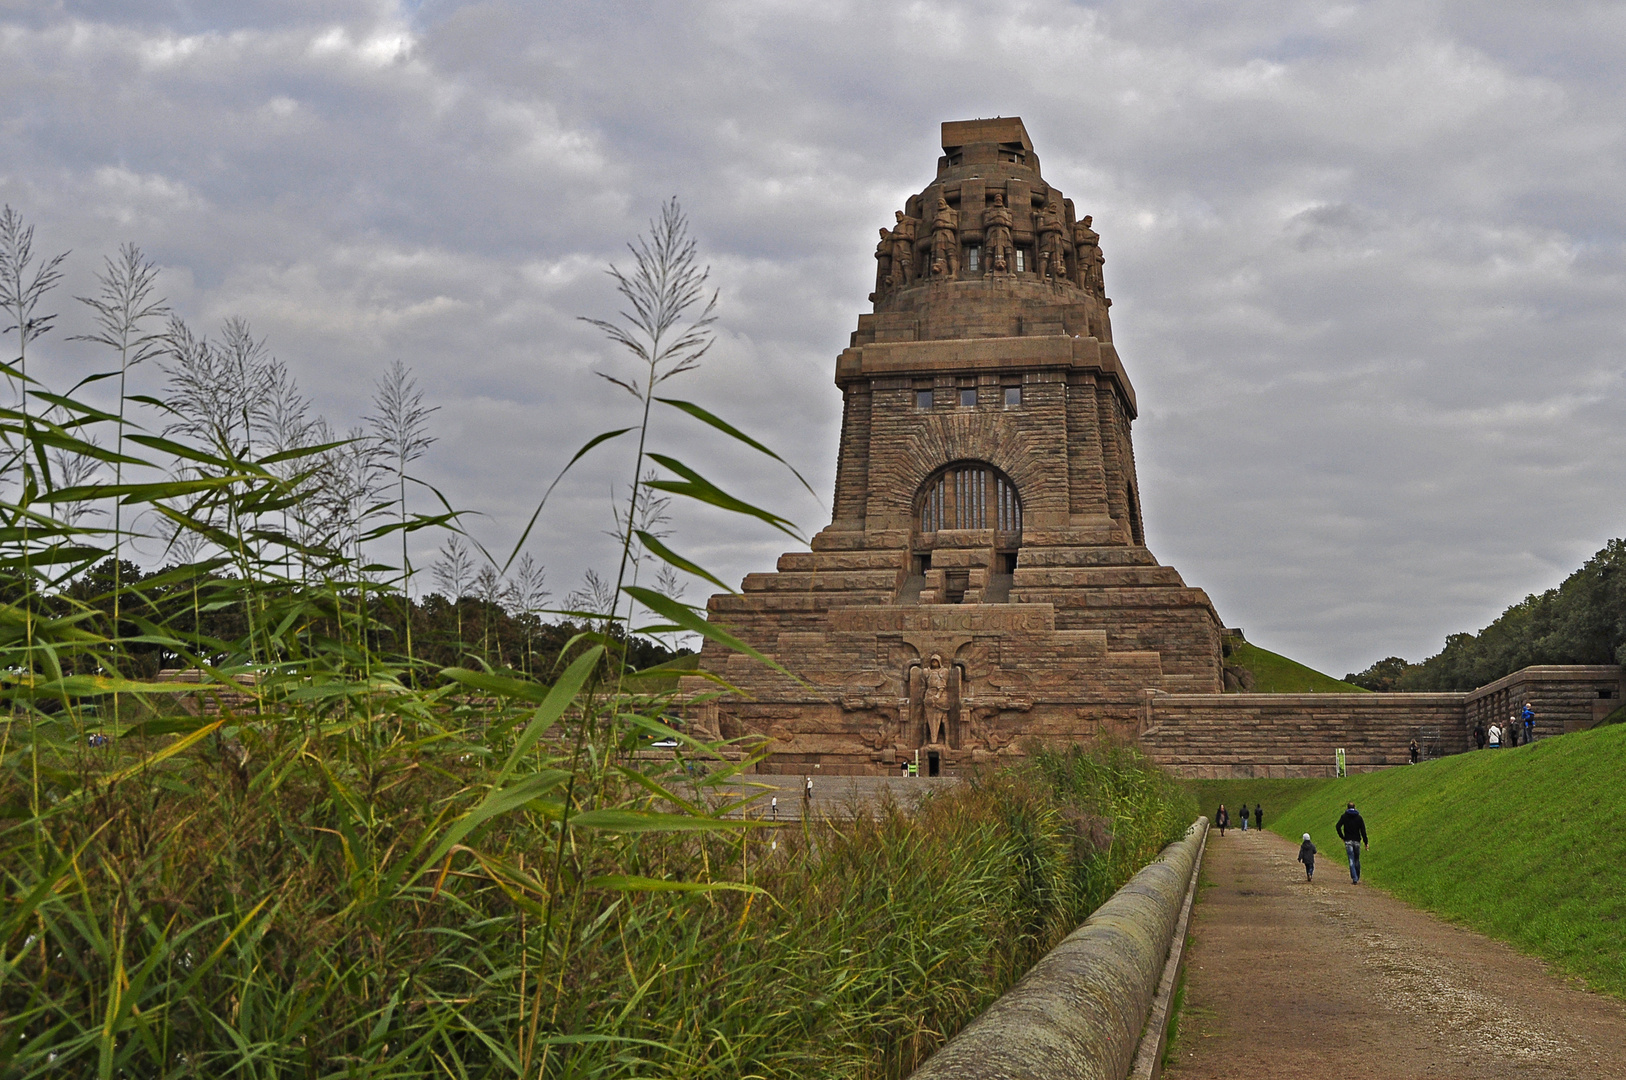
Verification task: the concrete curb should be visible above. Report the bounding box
[909,816,1210,1080]
[1126,816,1208,1079]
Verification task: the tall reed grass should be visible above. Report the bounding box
[3,729,1193,1078]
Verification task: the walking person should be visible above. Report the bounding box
[770,795,778,820]
[1297,833,1317,882]
[1409,738,1420,764]
[1487,721,1502,749]
[1240,803,1250,832]
[1215,804,1230,836]
[1254,803,1264,832]
[1336,802,1369,884]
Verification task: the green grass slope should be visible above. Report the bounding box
[1227,641,1369,693]
[1270,724,1626,997]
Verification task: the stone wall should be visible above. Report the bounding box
[909,819,1207,1080]
[1464,665,1623,737]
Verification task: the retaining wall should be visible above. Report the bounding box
[909,817,1207,1080]
[1138,664,1624,778]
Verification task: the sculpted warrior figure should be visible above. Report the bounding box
[920,653,954,745]
[982,192,1014,275]
[1073,215,1104,295]
[888,210,919,289]
[930,197,960,279]
[1037,198,1067,282]
[871,227,892,301]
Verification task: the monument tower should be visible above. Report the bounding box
[685,118,1224,776]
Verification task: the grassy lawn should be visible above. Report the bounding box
[1268,723,1626,998]
[1226,641,1369,693]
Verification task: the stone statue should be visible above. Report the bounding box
[1038,198,1067,282]
[918,653,957,745]
[930,197,960,279]
[889,210,919,289]
[983,192,1013,275]
[871,227,893,301]
[1073,215,1103,295]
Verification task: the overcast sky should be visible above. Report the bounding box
[4,0,1624,677]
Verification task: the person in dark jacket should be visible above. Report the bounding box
[1298,833,1317,881]
[1336,802,1369,884]
[1240,804,1250,831]
[1215,804,1229,836]
[1474,722,1487,750]
[1409,738,1420,764]
[1254,803,1263,831]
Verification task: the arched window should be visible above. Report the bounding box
[915,462,1022,538]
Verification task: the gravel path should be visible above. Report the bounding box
[1165,827,1626,1079]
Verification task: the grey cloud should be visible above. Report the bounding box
[3,0,1624,677]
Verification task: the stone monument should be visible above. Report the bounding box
[683,118,1225,776]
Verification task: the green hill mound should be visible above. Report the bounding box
[1269,724,1626,997]
[1226,640,1369,693]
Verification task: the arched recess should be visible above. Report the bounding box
[914,461,1023,547]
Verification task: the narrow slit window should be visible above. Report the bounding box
[965,245,980,273]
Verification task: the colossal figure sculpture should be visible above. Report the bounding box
[1038,197,1067,282]
[930,196,960,279]
[1074,215,1104,297]
[983,192,1014,275]
[889,210,919,289]
[871,228,893,301]
[683,118,1224,777]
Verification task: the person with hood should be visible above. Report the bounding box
[1297,833,1317,882]
[1336,802,1369,884]
[1215,804,1230,836]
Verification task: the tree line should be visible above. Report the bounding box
[1347,538,1626,691]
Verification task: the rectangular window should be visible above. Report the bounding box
[960,387,976,407]
[915,389,934,410]
[1014,248,1028,273]
[965,245,980,273]
[1004,386,1022,408]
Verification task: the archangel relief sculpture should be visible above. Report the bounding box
[929,197,960,279]
[911,653,962,746]
[982,192,1014,275]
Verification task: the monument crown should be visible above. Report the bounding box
[866,116,1109,345]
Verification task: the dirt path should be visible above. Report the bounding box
[1165,827,1626,1079]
